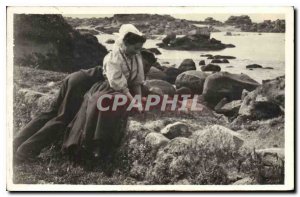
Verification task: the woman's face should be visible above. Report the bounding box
[124,42,144,56]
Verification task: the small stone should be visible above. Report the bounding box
[161,122,191,139]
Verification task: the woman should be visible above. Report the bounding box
[62,24,147,161]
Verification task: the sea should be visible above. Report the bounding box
[96,32,285,83]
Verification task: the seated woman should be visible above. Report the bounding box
[61,24,148,161]
[14,27,156,162]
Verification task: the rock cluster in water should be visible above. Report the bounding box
[156,32,235,51]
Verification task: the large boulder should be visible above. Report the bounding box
[146,67,167,80]
[14,14,108,72]
[175,70,208,94]
[238,89,282,120]
[201,64,221,72]
[147,137,192,184]
[162,67,183,84]
[238,76,284,119]
[160,122,191,139]
[202,72,260,107]
[142,79,176,96]
[192,125,244,154]
[178,59,196,72]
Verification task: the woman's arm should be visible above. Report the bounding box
[104,52,130,94]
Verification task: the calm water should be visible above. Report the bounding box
[96,32,285,83]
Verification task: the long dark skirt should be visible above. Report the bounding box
[62,80,128,160]
[14,66,104,159]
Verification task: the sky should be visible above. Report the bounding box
[63,13,285,23]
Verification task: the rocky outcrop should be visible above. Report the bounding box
[238,76,284,120]
[202,72,260,107]
[175,71,208,94]
[225,15,252,26]
[239,91,282,119]
[241,19,285,33]
[192,125,244,153]
[14,14,108,72]
[157,34,235,51]
[142,79,176,96]
[224,15,285,33]
[66,14,207,36]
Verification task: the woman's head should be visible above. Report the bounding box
[123,32,146,56]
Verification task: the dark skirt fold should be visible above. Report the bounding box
[62,80,128,157]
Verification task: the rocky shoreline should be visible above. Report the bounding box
[13,65,285,185]
[65,14,285,35]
